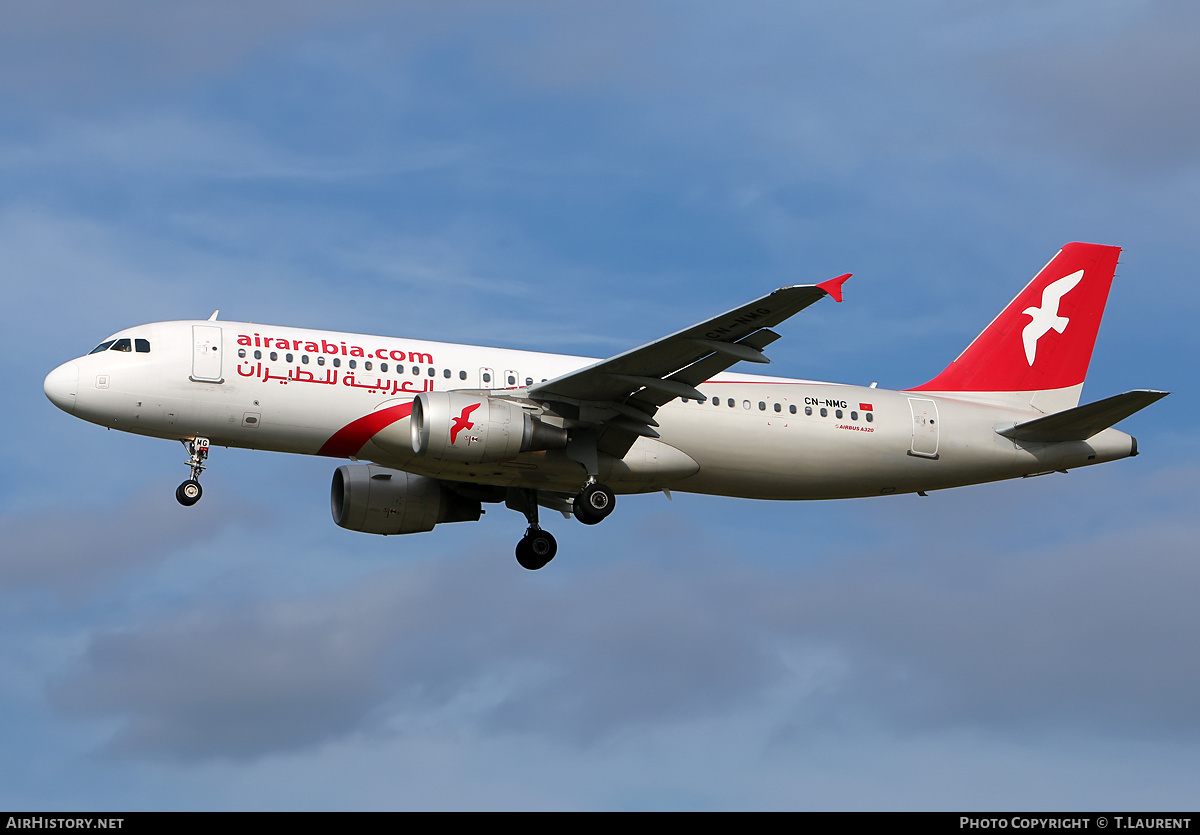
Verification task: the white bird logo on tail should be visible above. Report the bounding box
[1021,269,1083,366]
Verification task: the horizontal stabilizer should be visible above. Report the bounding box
[997,390,1169,442]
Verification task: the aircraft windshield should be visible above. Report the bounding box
[87,338,150,354]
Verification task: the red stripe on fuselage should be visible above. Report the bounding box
[318,402,413,458]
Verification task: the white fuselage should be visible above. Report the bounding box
[45,319,1137,500]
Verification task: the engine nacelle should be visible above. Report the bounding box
[331,465,482,535]
[410,391,567,464]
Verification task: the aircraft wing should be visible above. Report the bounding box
[525,276,849,450]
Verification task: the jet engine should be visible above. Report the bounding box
[331,464,482,535]
[410,391,567,464]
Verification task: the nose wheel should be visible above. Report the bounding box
[176,437,210,507]
[176,479,203,506]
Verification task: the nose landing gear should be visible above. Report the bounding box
[176,437,209,507]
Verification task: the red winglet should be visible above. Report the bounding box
[817,273,851,303]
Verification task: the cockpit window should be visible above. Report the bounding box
[110,338,132,352]
[135,338,150,353]
[89,341,115,354]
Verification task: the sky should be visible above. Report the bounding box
[2,0,1198,811]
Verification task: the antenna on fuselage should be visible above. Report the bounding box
[208,310,219,321]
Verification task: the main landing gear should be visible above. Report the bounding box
[175,437,209,507]
[510,487,558,571]
[572,481,616,525]
[510,481,616,570]
[516,527,557,571]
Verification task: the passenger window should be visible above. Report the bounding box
[380,362,387,372]
[774,403,782,412]
[348,360,356,369]
[483,372,492,383]
[711,397,719,406]
[820,408,827,417]
[743,400,750,410]
[317,356,325,366]
[238,348,246,359]
[286,353,294,363]
[333,358,341,367]
[269,351,278,361]
[135,339,150,353]
[364,361,372,371]
[302,355,310,364]
[866,413,874,423]
[111,338,132,352]
[427,367,435,377]
[459,371,467,380]
[445,369,452,378]
[789,405,797,414]
[526,377,533,387]
[851,411,858,420]
[727,399,735,408]
[89,341,115,354]
[758,402,766,411]
[254,350,262,360]
[835,409,843,419]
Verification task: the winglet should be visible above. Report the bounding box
[817,273,851,303]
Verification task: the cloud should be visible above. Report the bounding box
[0,491,260,598]
[3,1,1194,808]
[783,524,1200,738]
[979,1,1200,172]
[52,475,1200,761]
[0,1,383,107]
[52,553,785,760]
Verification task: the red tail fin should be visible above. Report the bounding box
[911,242,1120,409]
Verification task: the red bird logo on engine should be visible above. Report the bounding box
[450,402,481,444]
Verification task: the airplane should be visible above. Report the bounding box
[43,242,1167,570]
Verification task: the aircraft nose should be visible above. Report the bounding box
[44,361,79,414]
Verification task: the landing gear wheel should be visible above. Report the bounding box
[176,479,203,507]
[573,482,616,525]
[515,528,557,570]
[177,437,210,507]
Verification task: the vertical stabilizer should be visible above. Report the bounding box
[910,242,1120,413]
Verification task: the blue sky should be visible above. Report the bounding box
[2,1,1198,810]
